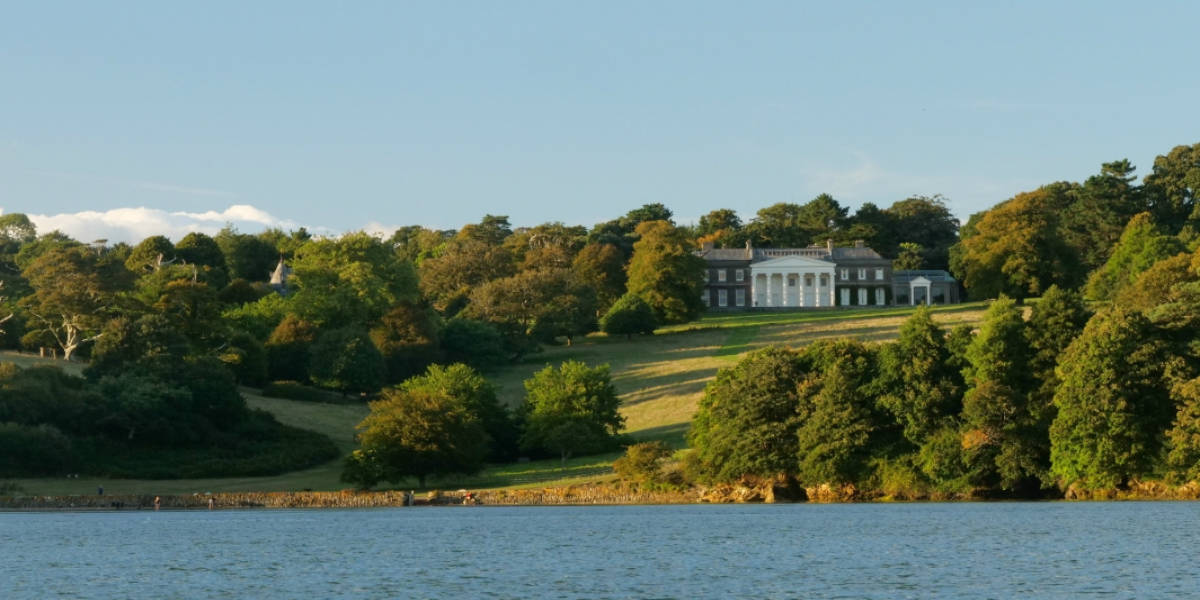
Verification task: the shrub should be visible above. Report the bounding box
[0,422,76,477]
[613,441,676,488]
[600,293,657,339]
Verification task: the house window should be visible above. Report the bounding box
[717,270,727,282]
[819,275,827,287]
[703,270,709,283]
[736,288,745,307]
[876,288,885,305]
[857,268,866,280]
[840,288,850,305]
[875,268,884,280]
[718,289,728,307]
[736,269,745,282]
[839,268,848,281]
[702,291,710,307]
[858,288,867,305]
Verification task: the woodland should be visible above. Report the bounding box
[0,141,1197,497]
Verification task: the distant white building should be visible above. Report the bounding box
[696,239,959,310]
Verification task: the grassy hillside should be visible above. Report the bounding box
[4,303,987,495]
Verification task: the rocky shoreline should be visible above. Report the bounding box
[4,479,1200,511]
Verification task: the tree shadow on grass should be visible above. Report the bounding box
[627,422,690,448]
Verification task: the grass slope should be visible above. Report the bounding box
[4,303,987,495]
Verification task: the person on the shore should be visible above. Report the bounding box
[154,496,161,510]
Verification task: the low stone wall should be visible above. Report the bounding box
[5,479,1199,510]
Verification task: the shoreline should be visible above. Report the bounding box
[4,479,1200,511]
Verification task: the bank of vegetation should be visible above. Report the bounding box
[0,141,1198,501]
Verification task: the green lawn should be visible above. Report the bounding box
[4,302,989,495]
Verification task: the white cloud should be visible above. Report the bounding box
[16,204,298,244]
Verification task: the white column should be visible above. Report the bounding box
[910,281,916,305]
[925,285,931,306]
[828,274,836,307]
[751,273,757,307]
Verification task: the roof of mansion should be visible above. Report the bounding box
[697,242,885,262]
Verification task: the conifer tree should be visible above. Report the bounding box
[795,341,881,485]
[879,306,963,446]
[961,297,1041,491]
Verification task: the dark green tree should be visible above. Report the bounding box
[308,327,385,395]
[1061,160,1147,271]
[795,340,882,486]
[520,361,624,465]
[1141,142,1200,235]
[440,318,507,370]
[125,235,176,273]
[892,242,925,270]
[174,232,228,288]
[215,226,280,282]
[600,293,657,339]
[884,195,960,270]
[878,306,963,446]
[342,386,489,488]
[400,363,518,462]
[1025,285,1091,414]
[1050,309,1173,490]
[688,347,810,482]
[218,330,269,387]
[960,297,1041,491]
[745,202,807,247]
[264,314,317,382]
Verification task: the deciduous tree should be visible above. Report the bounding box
[342,386,489,488]
[625,221,705,324]
[1050,309,1173,490]
[520,361,624,465]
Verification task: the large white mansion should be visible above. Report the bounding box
[696,240,961,310]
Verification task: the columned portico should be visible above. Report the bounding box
[909,276,932,306]
[749,256,837,308]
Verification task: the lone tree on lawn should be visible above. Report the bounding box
[600,293,657,339]
[520,360,624,466]
[342,386,489,488]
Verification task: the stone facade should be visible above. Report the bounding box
[697,240,958,310]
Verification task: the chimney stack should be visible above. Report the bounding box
[826,238,834,255]
[701,241,715,252]
[854,239,864,248]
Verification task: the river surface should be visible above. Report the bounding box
[2,502,1197,598]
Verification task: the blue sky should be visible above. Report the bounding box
[1,1,1197,241]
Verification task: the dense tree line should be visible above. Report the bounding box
[688,245,1200,495]
[2,140,1198,485]
[342,360,624,488]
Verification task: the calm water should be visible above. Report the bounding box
[2,502,1197,598]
